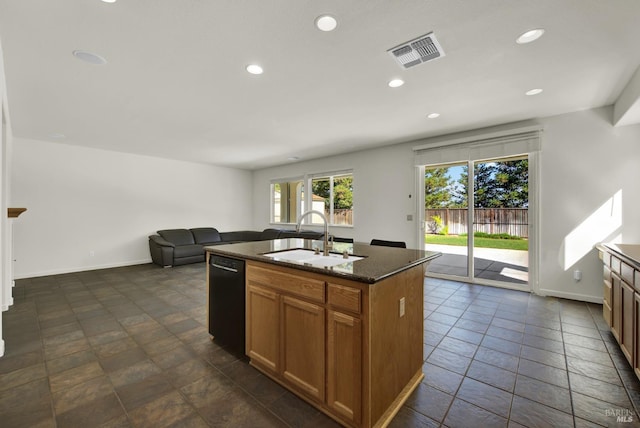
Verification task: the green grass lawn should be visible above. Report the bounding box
[425,234,529,251]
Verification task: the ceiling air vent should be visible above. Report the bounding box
[388,32,445,69]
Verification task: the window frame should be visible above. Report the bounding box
[269,170,354,228]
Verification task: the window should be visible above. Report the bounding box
[270,171,353,226]
[311,173,353,226]
[271,179,304,224]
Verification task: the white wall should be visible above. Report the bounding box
[253,106,640,303]
[539,107,640,301]
[11,138,253,278]
[252,143,418,246]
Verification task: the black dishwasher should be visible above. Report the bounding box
[208,255,246,359]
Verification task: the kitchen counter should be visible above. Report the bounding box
[204,238,441,283]
[596,243,640,270]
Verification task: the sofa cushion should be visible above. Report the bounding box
[260,228,283,240]
[158,229,195,246]
[174,244,204,258]
[190,227,221,244]
[278,229,324,240]
[221,230,264,242]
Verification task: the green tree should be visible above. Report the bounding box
[455,160,528,208]
[311,176,353,210]
[424,168,453,208]
[455,163,499,208]
[495,159,528,208]
[332,176,353,209]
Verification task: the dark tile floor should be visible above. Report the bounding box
[1,264,639,427]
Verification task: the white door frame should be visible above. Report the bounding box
[417,154,540,294]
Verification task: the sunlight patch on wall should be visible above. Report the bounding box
[562,190,622,271]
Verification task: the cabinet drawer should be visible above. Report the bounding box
[604,279,612,307]
[328,283,361,314]
[611,256,622,275]
[247,265,325,303]
[621,262,635,287]
[601,252,611,267]
[603,265,611,282]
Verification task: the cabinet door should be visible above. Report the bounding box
[621,280,635,364]
[327,310,362,425]
[281,295,325,401]
[603,279,613,327]
[612,274,622,342]
[246,283,279,374]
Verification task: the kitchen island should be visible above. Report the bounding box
[205,238,440,428]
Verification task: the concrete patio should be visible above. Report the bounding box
[425,244,529,285]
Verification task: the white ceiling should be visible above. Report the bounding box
[1,0,640,170]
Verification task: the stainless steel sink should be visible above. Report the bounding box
[262,248,364,267]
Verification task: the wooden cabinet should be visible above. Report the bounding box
[245,260,425,428]
[620,278,635,363]
[599,245,640,374]
[611,273,622,342]
[327,309,362,425]
[246,263,358,406]
[281,295,325,401]
[246,267,326,401]
[603,277,612,327]
[246,283,279,374]
[326,282,362,425]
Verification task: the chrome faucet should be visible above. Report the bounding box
[296,210,331,256]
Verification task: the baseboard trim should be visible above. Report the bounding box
[538,288,602,304]
[0,339,4,357]
[14,258,153,280]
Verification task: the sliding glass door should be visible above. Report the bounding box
[424,163,468,278]
[424,156,530,289]
[471,157,529,285]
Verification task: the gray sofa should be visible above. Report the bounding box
[148,227,323,267]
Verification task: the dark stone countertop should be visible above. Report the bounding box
[597,243,640,270]
[205,238,441,284]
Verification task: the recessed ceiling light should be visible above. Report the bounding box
[287,156,301,161]
[516,28,545,44]
[388,79,404,88]
[526,88,543,96]
[101,0,117,3]
[427,113,440,119]
[72,50,107,65]
[246,64,263,75]
[315,15,338,32]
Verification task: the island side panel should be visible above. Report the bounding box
[368,263,425,424]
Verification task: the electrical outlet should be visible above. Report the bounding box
[399,297,405,317]
[573,270,582,281]
[406,214,413,221]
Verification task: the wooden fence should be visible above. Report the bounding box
[330,209,353,225]
[426,208,529,238]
